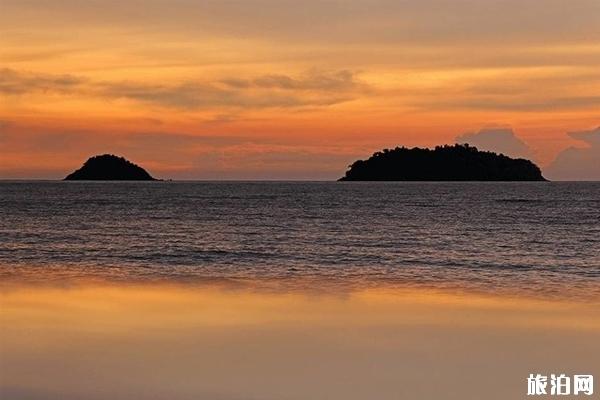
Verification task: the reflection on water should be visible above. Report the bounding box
[2,182,599,300]
[2,281,599,400]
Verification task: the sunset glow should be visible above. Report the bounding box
[1,1,599,179]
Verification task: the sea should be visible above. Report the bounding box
[1,181,599,298]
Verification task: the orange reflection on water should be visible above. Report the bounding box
[1,282,599,400]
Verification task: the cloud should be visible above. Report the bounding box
[0,68,364,110]
[406,67,600,113]
[220,70,359,91]
[0,68,85,95]
[455,127,535,159]
[545,127,600,180]
[250,70,360,91]
[570,128,600,147]
[100,69,365,110]
[421,95,600,112]
[98,81,350,109]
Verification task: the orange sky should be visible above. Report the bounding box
[1,0,599,179]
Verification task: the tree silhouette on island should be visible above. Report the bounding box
[65,145,545,182]
[339,144,546,181]
[64,154,157,180]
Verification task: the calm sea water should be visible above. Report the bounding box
[1,181,599,297]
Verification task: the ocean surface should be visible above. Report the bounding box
[2,181,600,400]
[1,181,599,298]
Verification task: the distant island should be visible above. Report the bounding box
[339,144,546,181]
[64,154,157,180]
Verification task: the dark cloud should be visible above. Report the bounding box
[251,70,359,91]
[0,68,85,94]
[98,81,236,109]
[1,68,363,109]
[455,127,535,159]
[546,127,600,181]
[219,78,252,89]
[97,80,352,109]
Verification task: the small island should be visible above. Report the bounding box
[64,154,157,181]
[339,144,546,181]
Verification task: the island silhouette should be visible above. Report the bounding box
[64,154,157,180]
[339,144,546,181]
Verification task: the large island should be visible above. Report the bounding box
[64,154,157,180]
[339,144,546,181]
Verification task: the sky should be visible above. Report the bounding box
[1,0,599,180]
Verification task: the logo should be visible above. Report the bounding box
[527,374,594,396]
